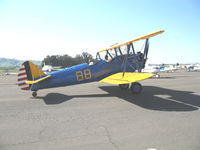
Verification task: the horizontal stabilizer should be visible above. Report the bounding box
[26,75,51,84]
[99,73,154,84]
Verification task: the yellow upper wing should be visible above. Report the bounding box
[99,72,154,84]
[98,30,164,53]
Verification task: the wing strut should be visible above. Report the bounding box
[122,44,130,77]
[141,39,149,69]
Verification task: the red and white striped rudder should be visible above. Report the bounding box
[17,64,30,90]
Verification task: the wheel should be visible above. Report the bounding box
[155,74,160,78]
[32,91,37,97]
[130,82,142,94]
[119,84,129,90]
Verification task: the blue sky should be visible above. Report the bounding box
[0,0,199,63]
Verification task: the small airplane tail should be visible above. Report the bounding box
[17,61,45,90]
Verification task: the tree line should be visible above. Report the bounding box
[42,52,95,68]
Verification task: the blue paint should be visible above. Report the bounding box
[30,54,143,91]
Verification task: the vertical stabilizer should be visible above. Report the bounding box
[17,61,45,90]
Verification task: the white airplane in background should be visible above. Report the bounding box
[42,65,54,73]
[4,70,18,75]
[42,65,62,74]
[187,64,200,71]
[160,65,177,72]
[142,64,178,78]
[194,65,200,71]
[142,64,161,78]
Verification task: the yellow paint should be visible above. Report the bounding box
[76,71,84,81]
[29,61,45,79]
[98,30,164,53]
[76,69,92,81]
[84,69,92,79]
[26,75,51,84]
[99,72,154,84]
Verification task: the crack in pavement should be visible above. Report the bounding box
[100,125,119,150]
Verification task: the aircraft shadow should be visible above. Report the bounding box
[41,86,200,112]
[40,93,112,105]
[99,86,200,111]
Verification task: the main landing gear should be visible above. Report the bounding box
[32,91,37,97]
[119,82,142,94]
[155,73,160,78]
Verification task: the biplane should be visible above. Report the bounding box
[17,30,164,97]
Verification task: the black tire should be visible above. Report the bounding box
[130,82,142,94]
[32,91,37,97]
[119,84,129,90]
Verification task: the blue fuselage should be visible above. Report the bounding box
[31,55,142,91]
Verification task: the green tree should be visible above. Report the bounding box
[41,52,94,67]
[80,52,94,64]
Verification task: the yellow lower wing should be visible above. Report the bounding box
[99,73,154,84]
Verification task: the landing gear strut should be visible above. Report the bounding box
[32,91,37,97]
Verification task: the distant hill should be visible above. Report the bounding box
[0,58,41,69]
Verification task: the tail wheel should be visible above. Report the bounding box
[119,84,129,90]
[130,82,142,94]
[32,91,37,97]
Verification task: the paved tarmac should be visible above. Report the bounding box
[0,72,200,150]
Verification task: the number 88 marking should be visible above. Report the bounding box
[76,69,92,81]
[76,71,84,81]
[84,69,92,79]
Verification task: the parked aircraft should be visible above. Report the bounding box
[193,65,200,71]
[142,65,161,78]
[42,65,54,73]
[160,65,177,72]
[17,30,164,97]
[4,70,18,75]
[187,64,200,71]
[42,64,62,73]
[142,64,178,78]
